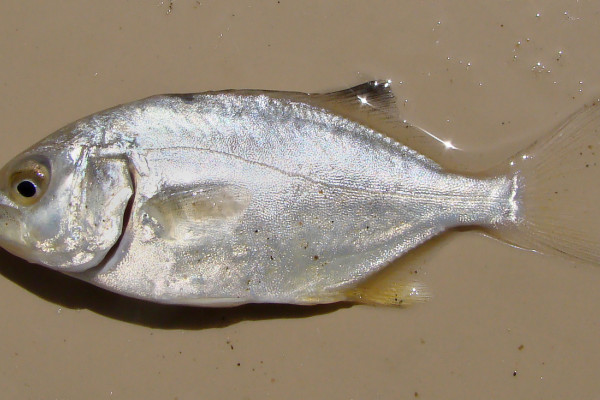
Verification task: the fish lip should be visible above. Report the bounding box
[0,204,29,259]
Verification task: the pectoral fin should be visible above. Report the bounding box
[144,184,251,241]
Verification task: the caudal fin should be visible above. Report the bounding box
[503,102,600,264]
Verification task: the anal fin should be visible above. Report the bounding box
[344,280,429,306]
[343,265,430,306]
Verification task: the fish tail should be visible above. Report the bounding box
[497,101,600,264]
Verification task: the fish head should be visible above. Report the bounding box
[0,127,133,272]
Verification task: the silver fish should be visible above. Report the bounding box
[0,81,598,306]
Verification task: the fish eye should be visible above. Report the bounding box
[17,180,37,198]
[9,160,50,206]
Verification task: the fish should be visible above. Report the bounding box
[0,81,598,307]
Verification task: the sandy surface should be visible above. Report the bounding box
[0,1,599,399]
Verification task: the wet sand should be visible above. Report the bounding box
[0,2,599,399]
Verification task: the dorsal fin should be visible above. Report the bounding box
[310,80,399,121]
[304,81,478,172]
[194,81,483,172]
[200,80,399,123]
[306,81,491,173]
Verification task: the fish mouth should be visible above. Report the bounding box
[0,203,26,256]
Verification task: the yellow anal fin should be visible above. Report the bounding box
[296,274,429,306]
[344,264,430,306]
[344,280,429,306]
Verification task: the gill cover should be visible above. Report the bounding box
[30,154,133,271]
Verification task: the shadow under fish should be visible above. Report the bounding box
[0,249,349,329]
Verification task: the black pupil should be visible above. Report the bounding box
[17,180,37,198]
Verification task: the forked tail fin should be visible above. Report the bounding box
[500,102,600,264]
